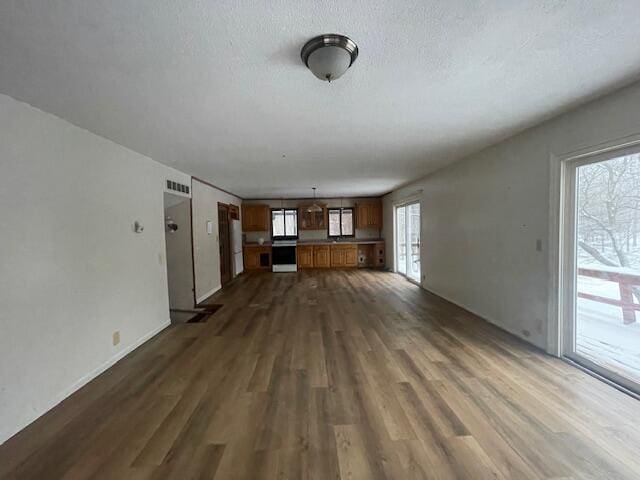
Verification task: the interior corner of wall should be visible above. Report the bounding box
[196,285,221,305]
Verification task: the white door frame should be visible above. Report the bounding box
[552,134,640,393]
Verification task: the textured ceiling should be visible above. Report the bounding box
[2,1,640,198]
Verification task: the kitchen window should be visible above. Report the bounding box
[271,208,298,239]
[328,208,354,237]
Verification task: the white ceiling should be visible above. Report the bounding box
[2,1,640,199]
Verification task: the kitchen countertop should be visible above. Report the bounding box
[296,239,383,246]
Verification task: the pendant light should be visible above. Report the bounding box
[307,187,323,213]
[301,34,359,82]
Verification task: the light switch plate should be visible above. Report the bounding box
[112,331,120,346]
[206,221,214,234]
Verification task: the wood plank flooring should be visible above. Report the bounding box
[2,270,640,479]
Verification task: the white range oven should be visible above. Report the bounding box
[271,240,297,272]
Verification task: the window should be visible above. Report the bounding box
[271,208,298,239]
[328,208,354,237]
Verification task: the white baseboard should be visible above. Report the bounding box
[196,285,221,304]
[420,284,546,351]
[56,320,171,401]
[1,319,171,445]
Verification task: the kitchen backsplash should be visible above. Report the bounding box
[245,228,381,244]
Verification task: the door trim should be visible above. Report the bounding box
[217,202,232,286]
[550,133,640,356]
[189,196,197,307]
[553,134,640,393]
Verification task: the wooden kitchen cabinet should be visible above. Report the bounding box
[356,201,383,230]
[313,245,330,268]
[229,204,240,220]
[330,246,343,267]
[344,245,357,266]
[374,242,385,268]
[297,245,314,269]
[241,204,270,231]
[299,205,327,230]
[244,245,271,270]
[330,244,358,267]
[356,242,385,268]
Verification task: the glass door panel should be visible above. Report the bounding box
[566,150,640,392]
[407,202,421,282]
[396,205,406,275]
[395,202,420,282]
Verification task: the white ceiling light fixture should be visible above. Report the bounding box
[307,187,323,212]
[301,34,358,82]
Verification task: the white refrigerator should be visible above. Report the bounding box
[231,219,244,277]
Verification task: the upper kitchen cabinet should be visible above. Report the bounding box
[356,200,383,230]
[242,204,270,231]
[299,204,327,230]
[228,204,240,220]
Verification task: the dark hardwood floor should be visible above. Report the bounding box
[2,270,640,479]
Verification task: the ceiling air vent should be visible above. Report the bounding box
[165,179,190,196]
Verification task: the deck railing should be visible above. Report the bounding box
[397,242,421,269]
[578,267,640,324]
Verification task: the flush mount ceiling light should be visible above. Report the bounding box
[301,34,358,82]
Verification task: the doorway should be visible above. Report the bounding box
[561,145,640,393]
[395,201,421,283]
[164,192,195,322]
[218,203,232,286]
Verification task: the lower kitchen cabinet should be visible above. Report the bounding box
[357,242,386,269]
[246,243,381,270]
[330,247,342,267]
[345,246,358,266]
[374,242,385,268]
[299,245,332,268]
[297,245,314,268]
[330,244,358,267]
[313,245,330,268]
[244,245,272,270]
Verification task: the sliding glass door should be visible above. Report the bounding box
[395,202,421,283]
[562,146,640,393]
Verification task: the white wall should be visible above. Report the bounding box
[0,94,182,444]
[383,81,640,351]
[191,179,241,303]
[164,194,195,319]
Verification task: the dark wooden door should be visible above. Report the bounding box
[218,203,231,285]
